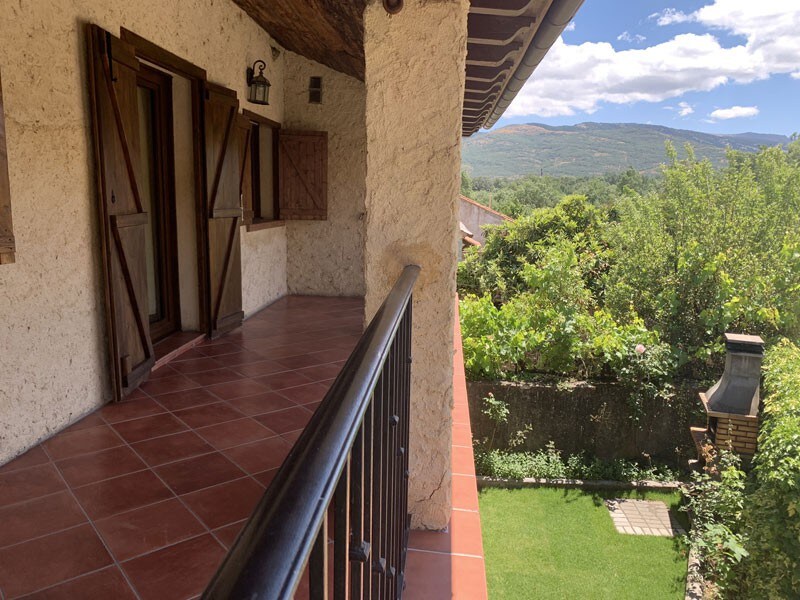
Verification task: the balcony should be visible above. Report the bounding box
[0,272,486,599]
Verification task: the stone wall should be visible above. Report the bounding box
[0,0,287,463]
[459,196,510,245]
[468,380,707,465]
[362,0,470,529]
[283,52,366,298]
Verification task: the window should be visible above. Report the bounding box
[309,77,322,104]
[0,68,15,265]
[242,110,281,231]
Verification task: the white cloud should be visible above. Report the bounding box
[678,101,694,116]
[649,8,693,26]
[709,105,759,119]
[617,31,647,44]
[507,0,800,118]
[791,72,800,79]
[564,21,576,32]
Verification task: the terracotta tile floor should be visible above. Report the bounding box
[0,296,362,600]
[403,298,489,600]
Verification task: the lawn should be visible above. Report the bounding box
[479,487,688,600]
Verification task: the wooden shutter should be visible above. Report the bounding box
[278,130,327,220]
[0,68,14,265]
[239,118,254,226]
[204,83,244,337]
[87,25,153,400]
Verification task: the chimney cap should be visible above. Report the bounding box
[725,333,764,354]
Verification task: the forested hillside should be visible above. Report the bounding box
[461,122,790,177]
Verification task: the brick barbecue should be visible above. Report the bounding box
[692,333,764,461]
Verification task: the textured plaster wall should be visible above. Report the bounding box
[283,52,366,297]
[363,0,469,529]
[0,0,286,463]
[241,226,288,318]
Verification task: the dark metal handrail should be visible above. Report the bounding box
[204,265,420,599]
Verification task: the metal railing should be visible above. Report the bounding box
[203,265,420,600]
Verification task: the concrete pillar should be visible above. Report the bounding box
[362,0,469,529]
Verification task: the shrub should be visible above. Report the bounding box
[681,450,748,599]
[733,339,800,598]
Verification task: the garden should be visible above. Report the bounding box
[460,142,800,598]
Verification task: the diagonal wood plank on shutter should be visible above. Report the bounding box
[278,130,328,220]
[204,84,244,337]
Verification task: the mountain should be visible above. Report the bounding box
[461,122,791,178]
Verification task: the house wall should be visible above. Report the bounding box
[459,196,510,245]
[283,52,366,298]
[363,0,470,529]
[0,0,287,463]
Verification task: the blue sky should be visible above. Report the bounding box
[493,0,800,136]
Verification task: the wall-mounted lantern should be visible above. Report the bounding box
[246,60,271,105]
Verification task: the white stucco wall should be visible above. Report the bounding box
[241,226,288,317]
[459,196,511,245]
[363,0,469,529]
[0,0,286,463]
[283,52,366,297]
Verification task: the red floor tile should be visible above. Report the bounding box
[60,412,106,433]
[0,524,112,598]
[254,406,314,435]
[42,425,124,461]
[230,359,289,378]
[0,463,65,507]
[205,378,271,401]
[252,370,313,391]
[451,444,477,476]
[168,356,225,375]
[195,418,277,450]
[111,413,188,443]
[131,431,214,467]
[277,382,329,405]
[100,397,166,423]
[222,436,294,474]
[226,391,297,416]
[72,470,174,520]
[155,452,245,495]
[212,349,270,367]
[295,362,345,383]
[95,498,205,561]
[185,367,244,387]
[122,534,226,600]
[408,509,484,557]
[197,342,242,357]
[181,477,264,529]
[21,566,137,600]
[0,491,85,548]
[139,374,200,397]
[252,468,279,488]
[0,446,49,474]
[55,445,146,488]
[403,550,486,600]
[173,402,244,428]
[154,387,220,412]
[213,520,246,549]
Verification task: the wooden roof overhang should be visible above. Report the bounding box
[231,0,582,136]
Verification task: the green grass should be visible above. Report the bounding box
[479,487,689,599]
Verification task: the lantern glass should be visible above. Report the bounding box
[247,61,271,105]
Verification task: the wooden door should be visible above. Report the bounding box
[278,130,328,220]
[204,83,244,337]
[87,25,154,400]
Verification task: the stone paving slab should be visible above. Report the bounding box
[605,499,685,537]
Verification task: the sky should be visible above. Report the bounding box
[492,0,800,136]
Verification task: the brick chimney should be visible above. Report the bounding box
[692,333,763,460]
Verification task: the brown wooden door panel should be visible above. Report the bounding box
[87,25,154,400]
[278,130,328,220]
[204,84,243,337]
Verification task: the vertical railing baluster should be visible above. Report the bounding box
[372,374,385,599]
[363,400,374,600]
[386,341,397,600]
[334,460,350,599]
[310,514,329,600]
[349,428,364,599]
